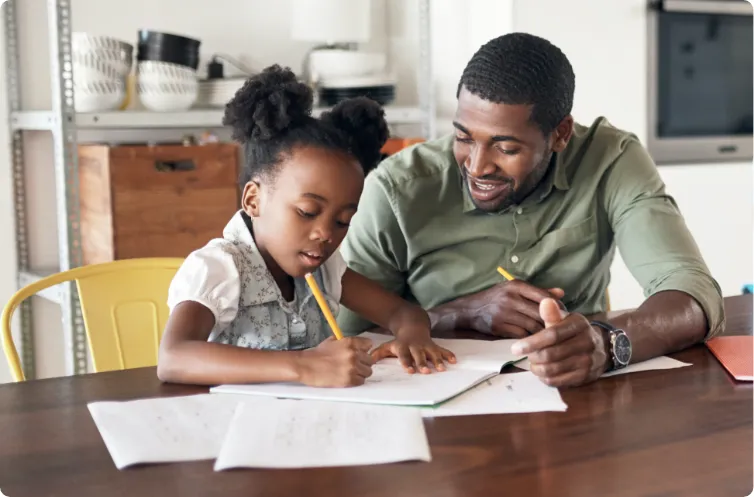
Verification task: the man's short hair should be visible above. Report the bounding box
[457,32,575,135]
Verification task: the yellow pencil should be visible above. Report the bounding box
[304,273,344,340]
[497,266,515,281]
[499,265,568,311]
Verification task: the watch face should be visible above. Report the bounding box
[614,333,632,366]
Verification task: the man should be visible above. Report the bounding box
[337,33,724,388]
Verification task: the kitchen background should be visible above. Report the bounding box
[0,0,750,382]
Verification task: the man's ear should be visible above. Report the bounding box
[241,180,262,218]
[551,115,574,153]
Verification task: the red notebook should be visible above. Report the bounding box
[706,336,753,381]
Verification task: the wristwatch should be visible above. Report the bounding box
[590,320,632,372]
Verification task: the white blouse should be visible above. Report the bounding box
[167,211,347,350]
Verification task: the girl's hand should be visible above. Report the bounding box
[371,330,457,374]
[296,336,374,388]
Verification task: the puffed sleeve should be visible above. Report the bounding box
[167,239,241,333]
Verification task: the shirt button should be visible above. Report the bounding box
[511,255,519,263]
[516,207,523,215]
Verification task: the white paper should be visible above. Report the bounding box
[421,372,567,417]
[359,331,523,373]
[515,355,691,377]
[87,393,257,469]
[601,356,691,377]
[214,399,431,470]
[211,359,495,406]
[431,337,523,372]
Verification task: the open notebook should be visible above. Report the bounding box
[210,332,523,407]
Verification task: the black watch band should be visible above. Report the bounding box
[590,320,632,372]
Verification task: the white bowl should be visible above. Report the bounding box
[74,79,126,112]
[72,32,134,54]
[309,50,386,79]
[72,33,133,77]
[73,53,124,82]
[75,48,132,77]
[137,61,197,82]
[138,79,198,112]
[136,61,198,111]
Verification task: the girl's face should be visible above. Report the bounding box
[242,145,365,279]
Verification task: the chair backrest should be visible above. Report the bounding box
[77,260,183,373]
[2,258,183,382]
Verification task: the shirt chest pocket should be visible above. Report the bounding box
[536,214,597,252]
[523,214,598,278]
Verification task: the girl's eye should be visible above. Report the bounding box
[336,221,351,228]
[500,149,520,156]
[297,208,317,219]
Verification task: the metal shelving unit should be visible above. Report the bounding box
[10,106,430,131]
[3,0,434,379]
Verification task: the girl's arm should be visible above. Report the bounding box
[157,302,373,386]
[159,301,296,385]
[340,268,456,372]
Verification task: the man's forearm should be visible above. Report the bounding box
[427,282,563,336]
[605,290,709,364]
[427,298,472,333]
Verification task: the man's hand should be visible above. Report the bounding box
[431,281,565,338]
[511,298,609,387]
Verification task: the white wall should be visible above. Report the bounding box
[0,0,514,381]
[513,0,753,311]
[430,0,514,134]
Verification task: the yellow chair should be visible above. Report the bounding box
[2,258,184,382]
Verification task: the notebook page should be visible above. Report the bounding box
[359,332,522,373]
[211,359,495,406]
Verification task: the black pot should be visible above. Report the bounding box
[137,44,200,69]
[137,30,201,70]
[138,30,200,50]
[319,85,395,107]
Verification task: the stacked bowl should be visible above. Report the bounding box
[308,49,396,108]
[136,30,200,111]
[71,33,133,112]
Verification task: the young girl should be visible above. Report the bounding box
[158,64,455,388]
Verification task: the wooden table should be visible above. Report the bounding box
[0,296,751,497]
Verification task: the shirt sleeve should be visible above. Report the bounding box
[167,240,241,333]
[602,140,725,338]
[320,248,348,306]
[337,171,410,335]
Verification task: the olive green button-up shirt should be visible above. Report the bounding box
[338,117,724,337]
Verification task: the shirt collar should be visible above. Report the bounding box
[223,211,281,306]
[460,152,570,214]
[535,152,570,202]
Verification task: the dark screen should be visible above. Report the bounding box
[658,10,753,137]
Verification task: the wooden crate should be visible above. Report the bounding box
[78,143,240,265]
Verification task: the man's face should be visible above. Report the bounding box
[452,86,572,212]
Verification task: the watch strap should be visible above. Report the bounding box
[590,320,622,372]
[590,320,617,333]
